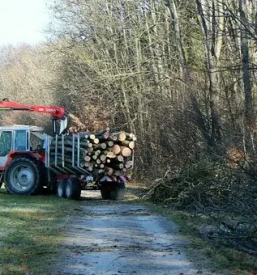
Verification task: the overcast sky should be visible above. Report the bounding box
[0,0,48,46]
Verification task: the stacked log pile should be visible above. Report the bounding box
[49,128,136,177]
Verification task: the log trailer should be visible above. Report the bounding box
[0,99,134,200]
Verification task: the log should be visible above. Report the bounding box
[99,154,107,162]
[92,155,98,160]
[50,146,74,153]
[88,147,94,153]
[118,132,127,141]
[88,166,94,172]
[112,144,121,155]
[89,134,96,140]
[52,139,89,148]
[49,158,83,167]
[109,135,118,141]
[106,151,116,158]
[95,150,101,155]
[49,162,82,171]
[120,147,132,157]
[116,155,124,162]
[119,140,135,149]
[93,143,107,150]
[84,162,90,167]
[106,141,114,147]
[84,156,91,162]
[92,138,99,144]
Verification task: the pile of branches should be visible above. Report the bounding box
[147,159,236,207]
[146,157,257,256]
[50,128,136,177]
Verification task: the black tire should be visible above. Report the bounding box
[57,178,68,198]
[47,170,57,193]
[110,182,125,200]
[100,182,125,200]
[100,189,111,200]
[65,177,81,200]
[4,157,42,195]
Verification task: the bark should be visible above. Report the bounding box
[239,0,255,151]
[166,0,213,149]
[195,0,222,145]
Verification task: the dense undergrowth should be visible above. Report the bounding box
[147,158,257,258]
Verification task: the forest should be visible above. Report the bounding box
[1,0,257,257]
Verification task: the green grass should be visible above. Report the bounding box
[0,187,82,274]
[149,204,257,274]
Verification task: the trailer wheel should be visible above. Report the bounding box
[66,177,81,200]
[101,182,125,200]
[110,182,125,200]
[4,157,42,195]
[57,178,68,198]
[47,170,57,194]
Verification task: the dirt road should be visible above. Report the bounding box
[52,189,213,275]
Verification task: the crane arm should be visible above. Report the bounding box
[0,99,68,135]
[0,99,66,119]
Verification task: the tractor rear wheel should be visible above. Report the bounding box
[66,178,81,200]
[4,157,42,195]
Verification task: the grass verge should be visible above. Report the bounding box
[0,187,82,274]
[149,204,257,275]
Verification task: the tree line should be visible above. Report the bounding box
[0,0,257,177]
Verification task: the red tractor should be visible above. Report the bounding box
[0,99,133,200]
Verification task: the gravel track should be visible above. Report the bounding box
[52,190,214,275]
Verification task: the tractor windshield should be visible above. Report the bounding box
[14,130,27,151]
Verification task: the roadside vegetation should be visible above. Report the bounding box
[144,159,257,274]
[151,203,257,275]
[0,187,81,274]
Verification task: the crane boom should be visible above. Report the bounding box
[0,99,68,135]
[0,99,66,118]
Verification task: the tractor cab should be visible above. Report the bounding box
[0,125,46,168]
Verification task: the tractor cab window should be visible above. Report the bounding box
[30,132,44,150]
[0,131,12,156]
[15,130,28,151]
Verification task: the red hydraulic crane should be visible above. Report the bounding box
[0,99,68,134]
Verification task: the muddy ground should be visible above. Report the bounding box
[51,186,216,275]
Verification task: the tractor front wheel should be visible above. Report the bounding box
[4,158,42,195]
